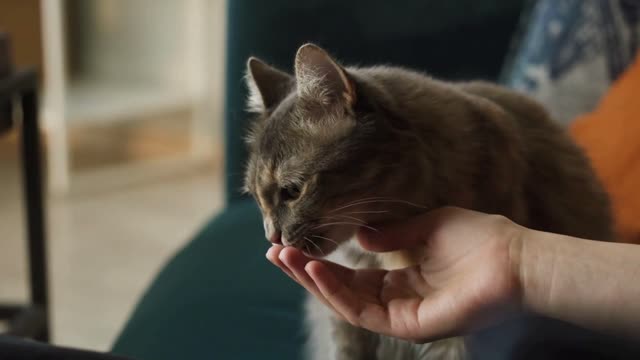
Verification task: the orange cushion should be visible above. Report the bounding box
[570,54,640,243]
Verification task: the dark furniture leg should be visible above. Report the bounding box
[20,89,49,342]
[0,31,50,341]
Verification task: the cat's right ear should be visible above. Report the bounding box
[245,57,293,113]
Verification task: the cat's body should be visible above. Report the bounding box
[243,44,612,359]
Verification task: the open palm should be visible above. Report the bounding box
[267,207,524,343]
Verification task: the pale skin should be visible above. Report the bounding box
[266,207,640,343]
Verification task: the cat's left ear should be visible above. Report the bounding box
[294,43,356,108]
[245,57,294,113]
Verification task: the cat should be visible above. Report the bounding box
[242,43,613,360]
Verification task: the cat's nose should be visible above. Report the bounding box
[269,231,282,245]
[264,217,282,244]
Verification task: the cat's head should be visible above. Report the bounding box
[243,44,423,257]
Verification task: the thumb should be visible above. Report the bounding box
[356,207,456,252]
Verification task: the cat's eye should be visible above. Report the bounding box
[280,184,302,202]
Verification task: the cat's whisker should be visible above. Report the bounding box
[328,196,392,213]
[312,221,380,233]
[320,215,366,223]
[334,214,366,223]
[312,221,361,229]
[351,198,427,209]
[305,236,325,256]
[310,235,340,246]
[329,197,396,213]
[330,199,428,213]
[304,243,312,256]
[342,210,389,215]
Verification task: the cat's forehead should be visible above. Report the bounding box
[255,145,307,182]
[254,155,305,187]
[251,92,357,186]
[260,95,354,149]
[257,96,300,159]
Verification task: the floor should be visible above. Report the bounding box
[0,115,224,351]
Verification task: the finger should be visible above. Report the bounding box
[305,260,391,333]
[278,247,345,319]
[266,245,296,280]
[357,207,462,252]
[388,279,484,343]
[279,247,357,285]
[409,291,469,342]
[268,246,334,312]
[306,260,458,342]
[267,246,343,314]
[381,294,456,343]
[278,247,319,289]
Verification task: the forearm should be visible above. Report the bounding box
[517,228,640,338]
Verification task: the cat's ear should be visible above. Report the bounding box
[245,57,294,113]
[294,43,356,107]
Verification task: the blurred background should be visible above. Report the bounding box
[1,0,226,350]
[1,0,639,358]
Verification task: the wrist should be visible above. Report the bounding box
[507,226,640,338]
[506,223,527,311]
[512,227,560,317]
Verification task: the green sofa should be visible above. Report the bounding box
[111,1,527,359]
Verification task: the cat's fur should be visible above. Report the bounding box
[243,44,613,360]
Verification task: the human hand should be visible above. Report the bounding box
[266,207,525,343]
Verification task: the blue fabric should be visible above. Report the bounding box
[112,200,306,360]
[502,0,640,125]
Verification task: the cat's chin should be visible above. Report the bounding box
[298,225,356,258]
[298,238,340,258]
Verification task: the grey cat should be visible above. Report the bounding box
[243,43,613,360]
